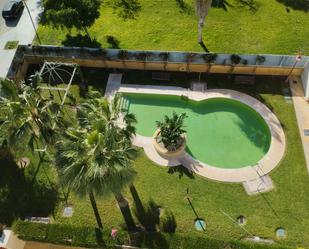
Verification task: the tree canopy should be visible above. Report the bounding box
[42,0,101,30]
[55,92,138,230]
[107,0,141,20]
[0,76,62,151]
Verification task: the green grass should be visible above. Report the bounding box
[25,75,307,248]
[37,0,309,54]
[4,41,19,50]
[4,72,308,248]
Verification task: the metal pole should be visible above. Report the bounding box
[22,0,41,44]
[285,55,302,83]
[186,188,206,232]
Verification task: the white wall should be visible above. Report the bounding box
[301,59,309,100]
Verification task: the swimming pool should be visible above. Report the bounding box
[122,93,271,169]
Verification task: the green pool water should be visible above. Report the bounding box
[123,93,271,169]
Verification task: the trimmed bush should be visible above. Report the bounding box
[13,221,292,249]
[12,220,122,248]
[13,220,47,241]
[231,54,242,65]
[230,240,291,249]
[135,233,292,249]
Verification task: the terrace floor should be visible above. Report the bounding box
[290,77,309,175]
[105,75,286,194]
[12,67,309,248]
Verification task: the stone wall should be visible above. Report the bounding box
[301,60,309,100]
[8,45,309,97]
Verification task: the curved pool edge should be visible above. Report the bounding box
[121,86,286,183]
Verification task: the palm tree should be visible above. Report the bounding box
[0,76,62,154]
[195,0,213,44]
[55,92,138,231]
[0,76,75,205]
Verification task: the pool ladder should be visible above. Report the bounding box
[120,97,130,111]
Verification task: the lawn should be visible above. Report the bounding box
[16,74,309,248]
[37,0,309,55]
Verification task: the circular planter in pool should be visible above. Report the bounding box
[153,129,186,159]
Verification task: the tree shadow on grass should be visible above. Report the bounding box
[0,149,58,226]
[130,231,170,249]
[175,0,193,14]
[131,186,159,231]
[212,0,233,11]
[130,187,175,248]
[168,165,195,179]
[131,208,170,248]
[276,0,309,12]
[199,41,210,53]
[106,35,120,49]
[212,0,259,12]
[62,34,102,48]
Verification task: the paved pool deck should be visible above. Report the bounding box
[290,77,309,175]
[118,84,286,194]
[104,76,285,194]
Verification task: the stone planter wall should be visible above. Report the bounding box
[152,129,186,159]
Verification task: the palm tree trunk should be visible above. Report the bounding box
[196,0,212,44]
[89,190,103,229]
[114,192,137,231]
[198,18,204,44]
[83,26,91,38]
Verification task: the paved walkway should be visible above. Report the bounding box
[290,77,309,174]
[105,73,122,100]
[119,85,286,194]
[0,0,41,78]
[0,229,25,249]
[24,241,84,249]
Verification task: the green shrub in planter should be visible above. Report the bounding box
[156,112,187,151]
[242,59,248,65]
[231,54,242,64]
[118,50,129,60]
[256,55,266,64]
[159,52,169,62]
[202,53,218,63]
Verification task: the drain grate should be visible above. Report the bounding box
[304,129,309,136]
[237,215,247,225]
[276,227,286,238]
[62,206,74,217]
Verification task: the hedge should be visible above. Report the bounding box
[131,232,292,249]
[12,220,126,248]
[13,220,293,249]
